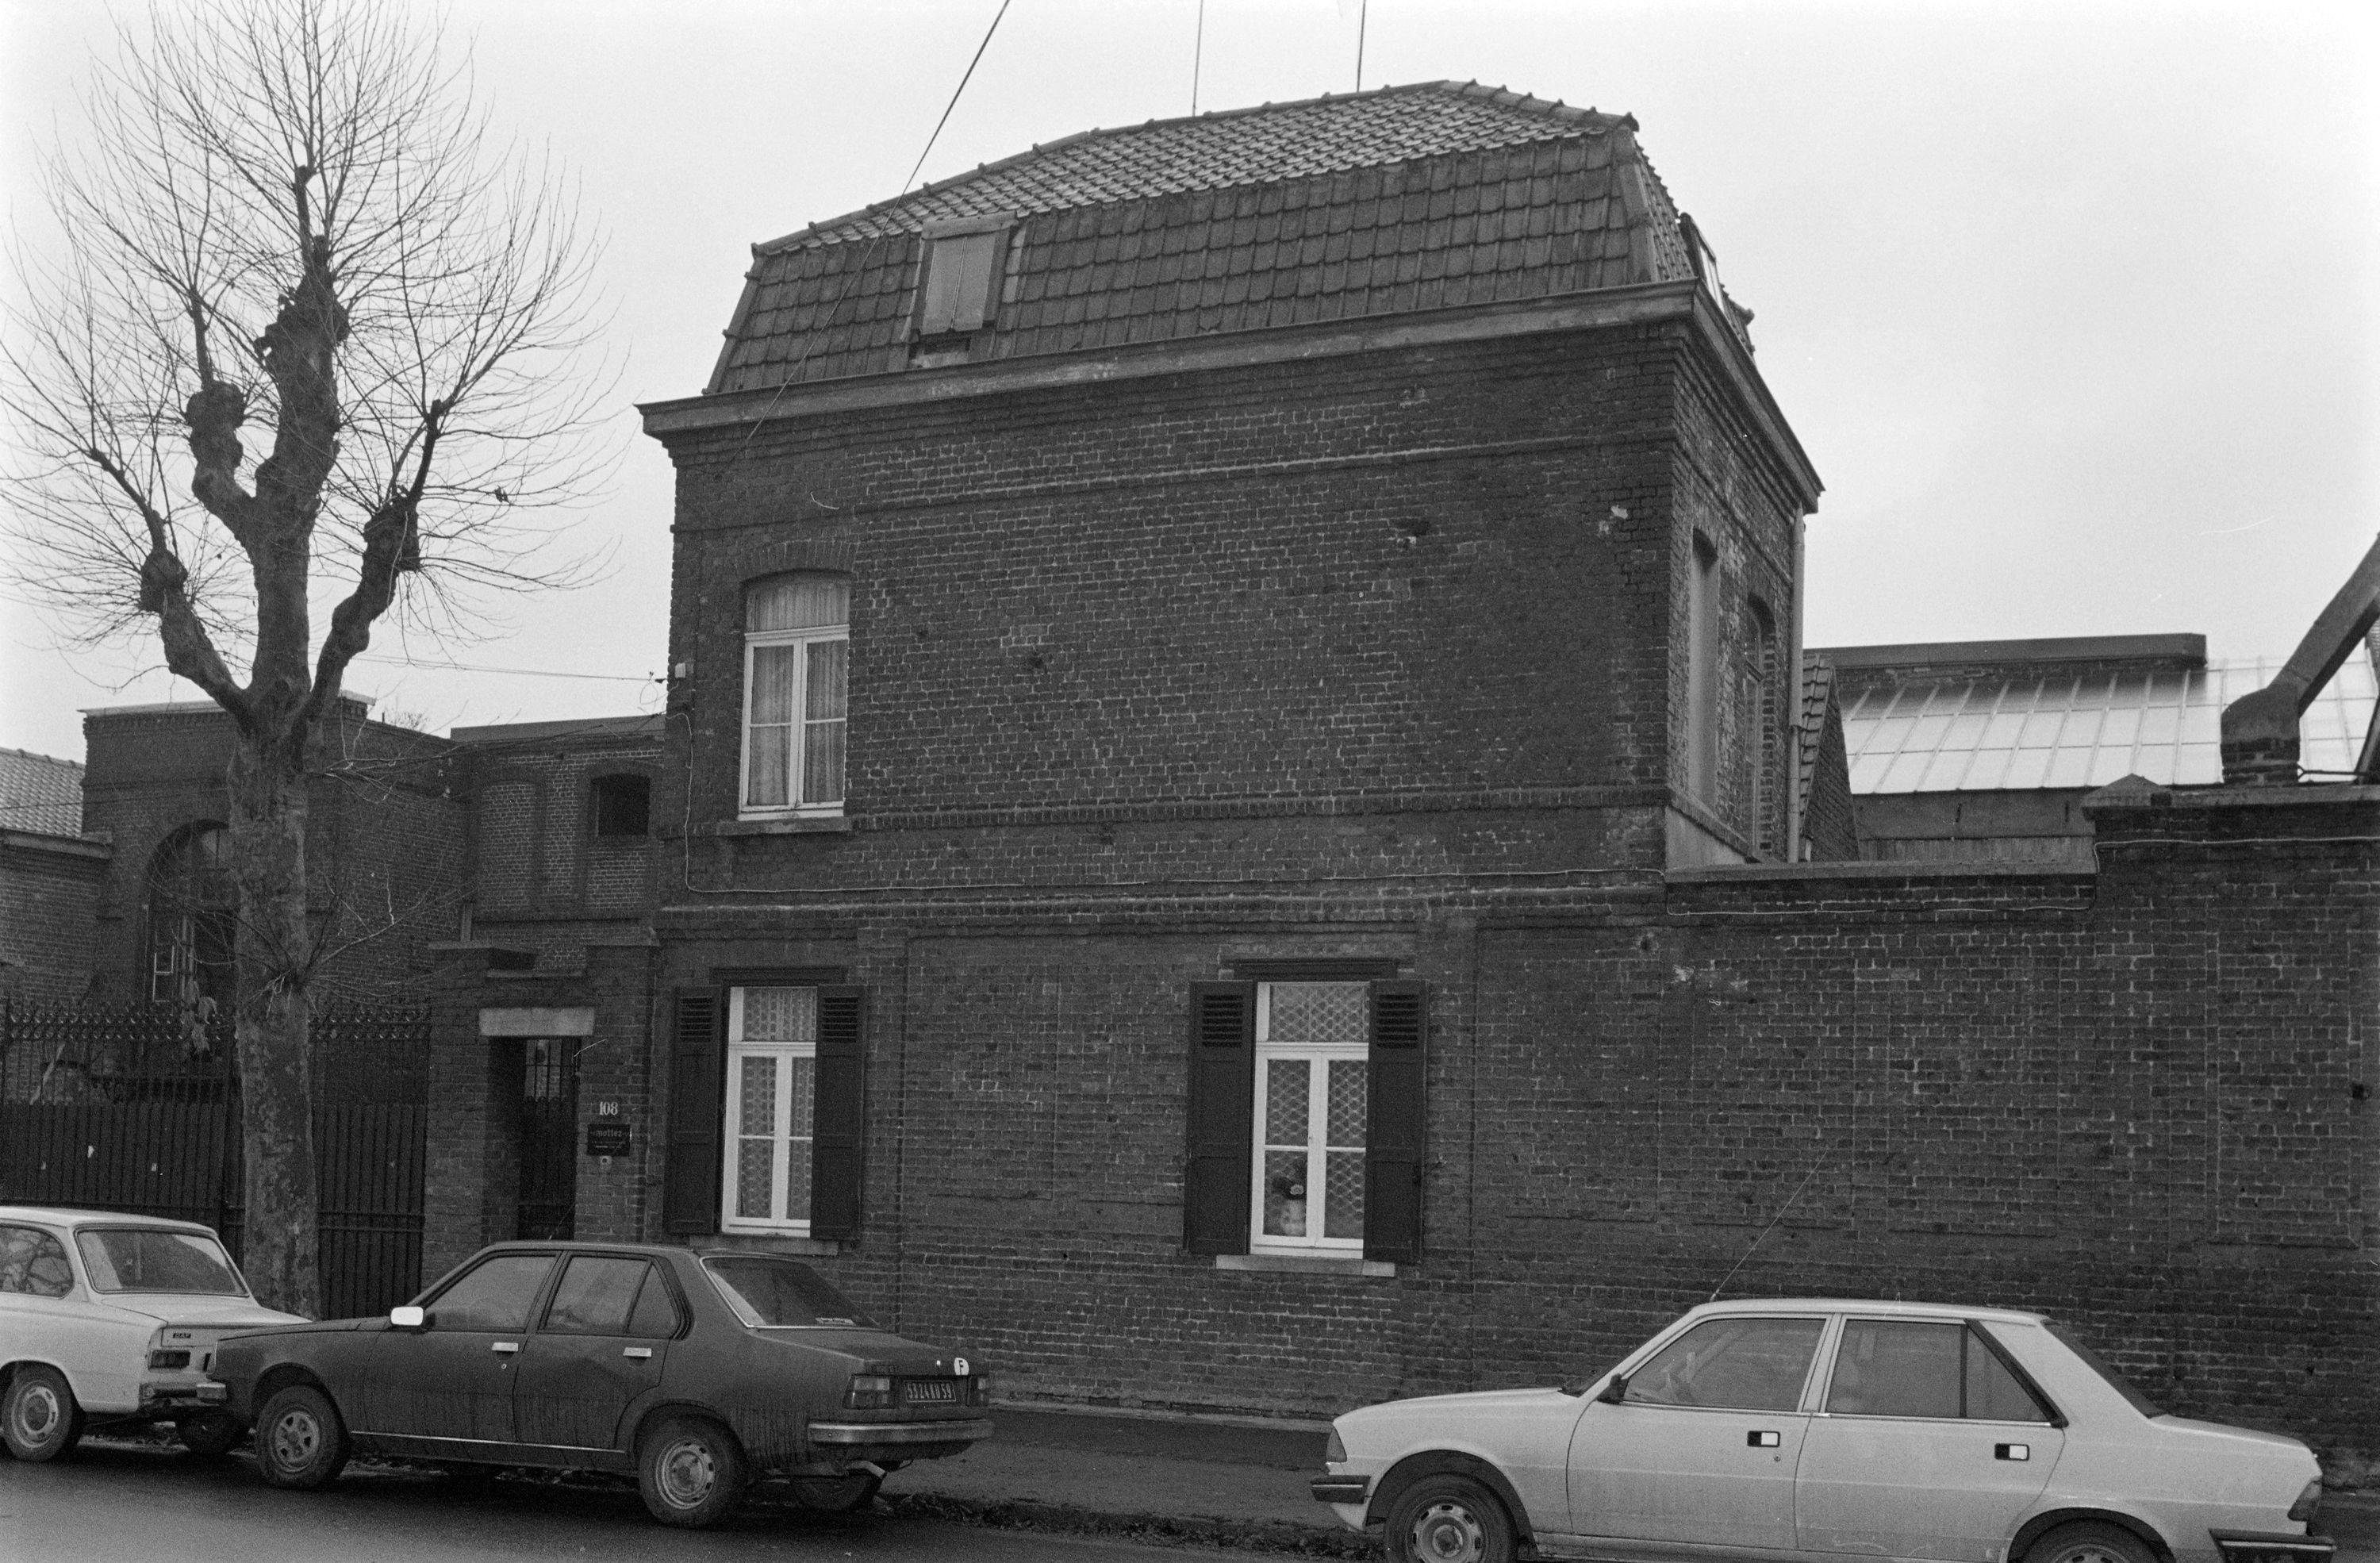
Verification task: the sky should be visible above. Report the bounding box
[2,0,2374,761]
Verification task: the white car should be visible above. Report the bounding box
[0,1204,304,1461]
[1314,1297,2333,1563]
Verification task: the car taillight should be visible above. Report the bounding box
[148,1350,191,1370]
[1326,1428,1346,1464]
[844,1373,895,1410]
[966,1374,991,1407]
[2287,1477,2323,1523]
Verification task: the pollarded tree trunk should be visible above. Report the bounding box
[228,735,321,1319]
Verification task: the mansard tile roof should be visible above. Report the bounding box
[706,81,1714,394]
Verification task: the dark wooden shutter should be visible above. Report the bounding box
[808,985,867,1242]
[1182,981,1257,1254]
[662,989,727,1235]
[1365,980,1427,1264]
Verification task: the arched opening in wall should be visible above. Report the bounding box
[1749,598,1779,856]
[589,773,651,838]
[148,824,235,1042]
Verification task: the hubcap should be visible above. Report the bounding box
[657,1437,716,1508]
[1412,1499,1487,1563]
[270,1407,321,1470]
[15,1384,61,1442]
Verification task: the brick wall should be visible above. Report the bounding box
[79,703,468,1003]
[0,835,109,1001]
[601,784,2376,1454]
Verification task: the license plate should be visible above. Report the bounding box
[902,1379,957,1404]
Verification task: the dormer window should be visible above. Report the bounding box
[912,217,1011,363]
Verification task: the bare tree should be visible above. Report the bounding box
[2,0,610,1314]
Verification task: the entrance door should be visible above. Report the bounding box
[517,1039,578,1240]
[1566,1314,1825,1550]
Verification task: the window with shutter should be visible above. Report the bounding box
[714,982,866,1240]
[1184,976,1426,1265]
[915,225,1008,337]
[662,990,726,1235]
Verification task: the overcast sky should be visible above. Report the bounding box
[2,0,2374,760]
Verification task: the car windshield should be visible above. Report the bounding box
[75,1228,247,1296]
[2044,1320,2167,1417]
[702,1256,875,1329]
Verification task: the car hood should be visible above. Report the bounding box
[1342,1385,1575,1424]
[97,1294,308,1329]
[749,1327,978,1374]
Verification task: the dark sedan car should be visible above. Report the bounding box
[208,1242,991,1527]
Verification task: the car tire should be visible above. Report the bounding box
[255,1384,350,1490]
[790,1470,883,1513]
[638,1415,747,1529]
[1385,1473,1517,1563]
[2024,1522,2161,1563]
[3,1366,84,1462]
[175,1410,244,1457]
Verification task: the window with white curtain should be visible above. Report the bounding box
[1250,981,1368,1254]
[720,985,818,1233]
[741,574,848,816]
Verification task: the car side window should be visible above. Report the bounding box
[1826,1319,2053,1422]
[0,1226,74,1298]
[542,1256,678,1338]
[1624,1317,1825,1412]
[430,1254,556,1331]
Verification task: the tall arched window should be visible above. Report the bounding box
[148,824,235,1009]
[741,574,849,816]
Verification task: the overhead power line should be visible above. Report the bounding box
[351,654,655,685]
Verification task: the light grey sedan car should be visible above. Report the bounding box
[1313,1298,2332,1563]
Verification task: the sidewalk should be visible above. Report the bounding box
[881,1405,2380,1561]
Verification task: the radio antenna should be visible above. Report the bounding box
[1706,1158,1825,1304]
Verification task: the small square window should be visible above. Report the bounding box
[591,774,650,838]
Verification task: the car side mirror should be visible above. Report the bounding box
[1598,1373,1630,1405]
[390,1305,427,1330]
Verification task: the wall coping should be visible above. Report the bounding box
[2082,781,2380,816]
[1,829,109,861]
[1668,858,2096,886]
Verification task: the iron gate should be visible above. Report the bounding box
[516,1037,579,1240]
[0,1000,429,1319]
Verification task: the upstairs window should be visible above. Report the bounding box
[590,774,651,838]
[742,574,848,816]
[914,222,1008,338]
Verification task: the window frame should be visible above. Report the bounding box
[589,773,651,839]
[1247,981,1371,1256]
[718,985,820,1236]
[738,578,848,820]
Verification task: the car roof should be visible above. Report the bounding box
[1690,1296,2050,1327]
[466,1239,697,1261]
[0,1204,221,1236]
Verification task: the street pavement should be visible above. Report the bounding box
[6,1413,2374,1563]
[0,1436,1254,1563]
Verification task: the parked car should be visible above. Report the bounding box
[1313,1298,2333,1563]
[0,1204,305,1461]
[206,1240,992,1527]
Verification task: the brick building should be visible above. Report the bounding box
[0,747,107,1002]
[382,79,2369,1453]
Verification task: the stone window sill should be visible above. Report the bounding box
[1215,1253,1395,1278]
[704,1231,846,1257]
[709,816,853,836]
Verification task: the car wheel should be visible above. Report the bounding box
[790,1470,883,1513]
[2025,1522,2161,1563]
[1386,1473,1517,1563]
[255,1384,350,1490]
[175,1410,244,1457]
[3,1366,85,1462]
[638,1415,747,1529]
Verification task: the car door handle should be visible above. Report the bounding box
[623,1347,652,1360]
[1746,1431,1782,1448]
[491,1341,519,1354]
[1995,1442,2030,1461]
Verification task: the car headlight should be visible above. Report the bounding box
[1326,1427,1346,1464]
[2287,1477,2323,1523]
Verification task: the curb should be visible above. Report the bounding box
[885,1490,1376,1557]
